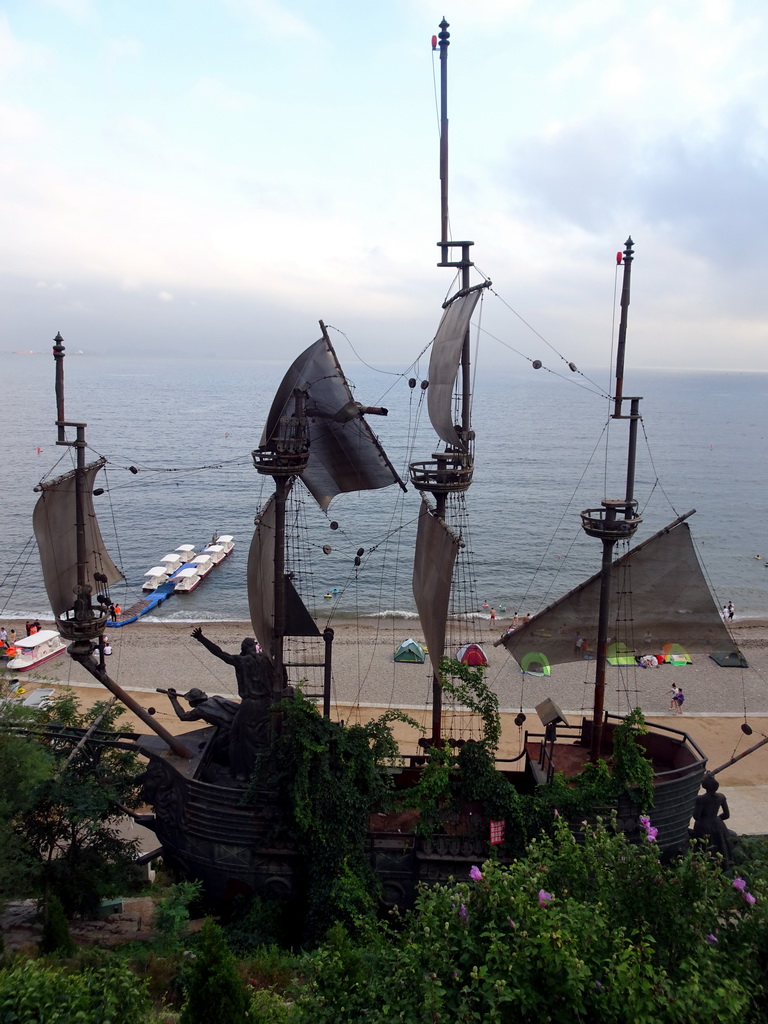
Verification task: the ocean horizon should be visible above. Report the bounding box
[4,351,768,629]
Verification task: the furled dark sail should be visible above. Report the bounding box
[259,336,405,511]
[497,520,737,672]
[426,288,483,448]
[412,498,462,670]
[247,495,321,649]
[33,460,124,618]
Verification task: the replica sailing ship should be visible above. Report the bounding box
[27,21,747,907]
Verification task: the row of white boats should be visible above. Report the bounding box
[3,535,235,672]
[141,535,235,594]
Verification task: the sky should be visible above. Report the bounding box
[2,0,768,371]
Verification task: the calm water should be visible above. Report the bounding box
[3,350,768,626]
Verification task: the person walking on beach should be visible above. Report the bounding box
[490,607,496,629]
[574,633,583,655]
[668,685,681,712]
[727,601,735,621]
[672,687,685,714]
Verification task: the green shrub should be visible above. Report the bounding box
[250,986,292,1023]
[294,815,767,1023]
[38,893,75,957]
[179,917,251,1024]
[0,956,149,1023]
[153,880,202,953]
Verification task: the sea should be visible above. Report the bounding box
[3,350,768,627]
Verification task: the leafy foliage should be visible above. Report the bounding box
[4,691,144,916]
[38,893,75,957]
[439,656,501,754]
[0,955,150,1023]
[0,703,54,905]
[179,917,252,1024]
[545,708,655,821]
[293,815,768,1023]
[153,880,203,953]
[251,694,418,943]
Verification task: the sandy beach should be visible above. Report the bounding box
[4,615,768,832]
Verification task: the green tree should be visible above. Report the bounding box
[12,692,143,917]
[38,892,75,956]
[0,699,54,906]
[180,917,252,1024]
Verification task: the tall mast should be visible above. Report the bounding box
[48,334,192,758]
[252,389,309,688]
[436,18,474,459]
[414,20,478,745]
[581,237,642,761]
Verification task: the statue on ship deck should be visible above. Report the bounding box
[158,628,291,781]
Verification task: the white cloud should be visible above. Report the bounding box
[0,14,32,78]
[0,101,44,140]
[191,77,257,113]
[37,0,93,21]
[105,35,142,59]
[221,0,319,39]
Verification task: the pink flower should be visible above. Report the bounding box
[469,865,483,881]
[509,918,516,928]
[745,892,757,905]
[733,877,747,892]
[639,816,658,842]
[706,933,718,943]
[459,904,467,919]
[538,889,553,907]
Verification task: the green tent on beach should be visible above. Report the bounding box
[520,651,551,676]
[607,641,635,666]
[710,650,749,668]
[394,638,426,663]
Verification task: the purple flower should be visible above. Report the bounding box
[538,889,553,907]
[733,877,747,892]
[509,918,516,928]
[469,865,483,881]
[639,816,658,842]
[459,904,467,919]
[706,933,718,943]
[594,980,603,991]
[745,892,757,905]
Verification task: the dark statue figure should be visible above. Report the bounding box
[157,686,240,766]
[189,627,292,780]
[692,775,734,864]
[159,687,240,729]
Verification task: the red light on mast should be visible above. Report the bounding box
[432,35,437,49]
[616,252,622,264]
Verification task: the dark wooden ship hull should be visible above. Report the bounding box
[136,713,707,908]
